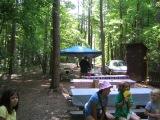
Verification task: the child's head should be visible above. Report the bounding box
[150,89,160,102]
[118,82,130,92]
[123,82,130,91]
[118,82,124,92]
[0,88,19,114]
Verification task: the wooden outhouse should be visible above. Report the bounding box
[126,43,148,82]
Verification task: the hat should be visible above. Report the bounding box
[99,81,113,90]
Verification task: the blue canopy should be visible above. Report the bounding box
[60,45,102,58]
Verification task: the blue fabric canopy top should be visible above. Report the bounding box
[60,45,102,58]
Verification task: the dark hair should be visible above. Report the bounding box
[0,88,19,114]
[118,82,130,92]
[98,88,109,95]
[98,89,103,94]
[84,56,88,59]
[123,82,130,90]
[118,82,124,92]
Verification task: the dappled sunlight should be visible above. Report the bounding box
[50,116,60,120]
[40,80,50,88]
[31,71,38,74]
[6,64,152,120]
[11,79,22,83]
[41,84,50,87]
[41,82,50,87]
[23,79,33,82]
[11,74,22,79]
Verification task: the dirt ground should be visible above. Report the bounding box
[0,63,154,120]
[0,71,76,120]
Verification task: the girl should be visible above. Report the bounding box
[144,89,160,120]
[0,88,19,120]
[115,82,140,120]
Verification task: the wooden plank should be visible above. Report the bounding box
[70,108,146,116]
[70,110,83,115]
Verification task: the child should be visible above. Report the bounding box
[0,88,19,120]
[115,82,140,120]
[144,89,160,120]
[123,83,132,102]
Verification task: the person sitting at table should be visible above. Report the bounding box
[79,56,91,77]
[84,81,115,120]
[115,82,140,120]
[144,88,160,120]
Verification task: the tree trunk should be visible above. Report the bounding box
[100,0,105,74]
[107,33,111,62]
[88,0,93,47]
[50,0,60,90]
[8,20,16,76]
[42,15,49,74]
[119,0,124,59]
[110,41,113,60]
[80,0,85,34]
[135,0,140,42]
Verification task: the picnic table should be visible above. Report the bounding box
[71,79,136,88]
[82,75,129,79]
[70,88,152,108]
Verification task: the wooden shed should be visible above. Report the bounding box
[126,43,148,82]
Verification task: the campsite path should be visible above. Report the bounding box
[0,72,75,120]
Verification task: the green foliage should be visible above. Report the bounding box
[60,3,85,48]
[143,24,160,69]
[0,0,16,21]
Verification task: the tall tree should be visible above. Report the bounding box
[8,20,16,75]
[88,0,92,47]
[119,0,124,59]
[50,0,60,90]
[100,0,105,74]
[42,14,50,74]
[8,0,18,76]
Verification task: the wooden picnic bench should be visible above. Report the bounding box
[70,108,147,119]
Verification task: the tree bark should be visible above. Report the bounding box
[50,0,60,90]
[42,15,49,74]
[100,0,105,74]
[88,0,92,47]
[119,0,124,59]
[8,20,16,76]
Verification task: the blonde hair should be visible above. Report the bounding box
[151,89,160,95]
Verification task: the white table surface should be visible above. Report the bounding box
[71,79,136,88]
[82,75,129,79]
[71,79,135,83]
[70,88,152,108]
